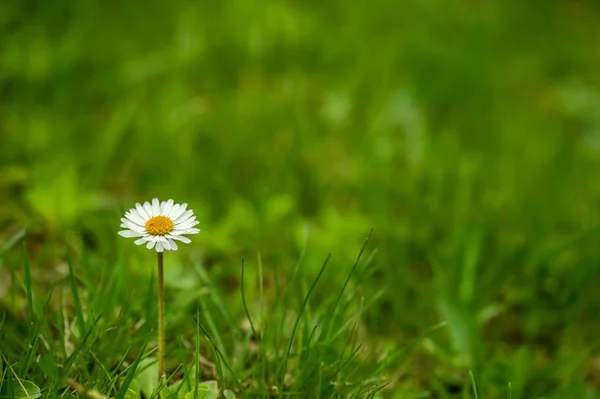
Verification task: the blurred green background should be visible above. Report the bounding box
[2,0,600,397]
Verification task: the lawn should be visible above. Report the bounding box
[1,0,600,398]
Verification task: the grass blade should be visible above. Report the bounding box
[22,242,34,328]
[115,340,148,399]
[280,253,331,386]
[371,321,447,376]
[19,289,54,376]
[62,314,103,377]
[470,370,479,399]
[195,317,246,395]
[0,228,25,256]
[324,230,372,341]
[240,259,257,338]
[66,250,86,337]
[0,312,5,337]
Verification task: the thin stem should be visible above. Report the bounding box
[157,251,165,382]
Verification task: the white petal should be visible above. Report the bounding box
[159,200,167,215]
[174,215,197,225]
[172,226,197,234]
[152,198,160,215]
[163,239,171,250]
[168,239,178,250]
[175,220,199,230]
[125,212,145,226]
[144,201,154,217]
[134,238,148,245]
[121,217,138,225]
[121,220,146,233]
[164,199,174,216]
[129,207,144,219]
[156,242,164,252]
[146,240,156,249]
[167,235,191,244]
[136,203,150,220]
[179,229,200,235]
[174,210,194,224]
[118,230,144,238]
[168,229,189,235]
[120,224,146,233]
[171,228,200,236]
[168,204,180,219]
[170,203,187,220]
[149,235,170,242]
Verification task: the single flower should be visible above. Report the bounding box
[118,198,200,252]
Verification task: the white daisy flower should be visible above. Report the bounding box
[118,198,200,252]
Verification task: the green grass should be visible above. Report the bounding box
[1,232,396,398]
[2,0,600,397]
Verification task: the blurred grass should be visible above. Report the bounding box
[2,0,600,397]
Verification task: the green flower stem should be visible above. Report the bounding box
[157,251,165,382]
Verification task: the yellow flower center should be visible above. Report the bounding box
[145,216,174,236]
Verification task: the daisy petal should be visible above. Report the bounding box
[125,212,145,226]
[134,238,148,245]
[152,198,160,215]
[121,216,140,225]
[156,242,164,252]
[170,203,188,220]
[174,210,194,224]
[129,207,145,220]
[167,235,192,244]
[175,215,197,225]
[121,219,146,234]
[163,239,171,250]
[176,220,199,230]
[168,239,178,250]
[171,228,200,236]
[136,203,150,220]
[147,240,156,249]
[118,230,144,238]
[164,199,174,216]
[144,201,153,218]
[168,204,180,219]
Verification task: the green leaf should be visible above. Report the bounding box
[164,364,197,399]
[135,358,158,398]
[182,385,213,399]
[123,379,141,399]
[0,379,42,399]
[159,383,178,399]
[223,390,236,399]
[38,355,57,377]
[181,381,220,399]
